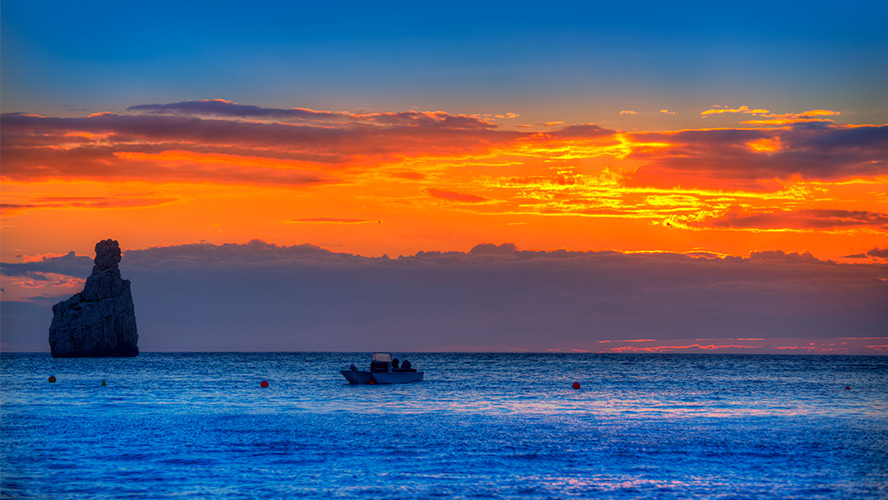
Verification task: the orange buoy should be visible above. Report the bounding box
[368,378,377,385]
[845,386,851,391]
[260,380,269,388]
[572,381,581,390]
[101,379,106,386]
[48,376,56,383]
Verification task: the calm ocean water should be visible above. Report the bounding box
[2,353,886,499]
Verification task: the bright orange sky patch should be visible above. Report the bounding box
[1,103,886,264]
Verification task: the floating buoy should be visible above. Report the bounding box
[260,380,269,388]
[101,379,106,386]
[572,381,581,390]
[48,376,56,383]
[845,386,851,391]
[368,378,377,385]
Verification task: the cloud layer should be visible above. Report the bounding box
[692,208,888,231]
[0,106,525,187]
[628,121,888,183]
[4,102,886,191]
[3,242,886,353]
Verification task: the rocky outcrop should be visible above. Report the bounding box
[49,239,139,357]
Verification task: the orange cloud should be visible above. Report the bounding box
[594,336,888,354]
[5,106,880,191]
[605,344,764,352]
[701,105,769,116]
[2,195,176,214]
[690,208,888,231]
[627,122,888,184]
[741,109,840,125]
[746,137,781,152]
[1,277,84,302]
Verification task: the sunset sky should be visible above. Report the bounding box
[2,2,886,353]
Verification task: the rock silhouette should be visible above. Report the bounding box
[48,239,139,357]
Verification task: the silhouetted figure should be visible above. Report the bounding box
[401,360,412,371]
[392,358,400,370]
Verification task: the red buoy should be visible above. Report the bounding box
[572,381,581,390]
[845,386,850,391]
[260,380,269,388]
[48,376,56,383]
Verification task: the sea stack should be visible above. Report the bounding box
[48,239,139,357]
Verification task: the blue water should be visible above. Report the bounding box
[2,353,887,499]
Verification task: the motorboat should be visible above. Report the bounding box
[341,352,424,384]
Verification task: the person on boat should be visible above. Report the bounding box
[392,358,400,370]
[401,360,412,371]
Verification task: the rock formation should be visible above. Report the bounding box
[49,239,139,357]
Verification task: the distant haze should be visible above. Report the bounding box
[2,241,886,354]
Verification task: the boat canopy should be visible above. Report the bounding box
[372,352,392,362]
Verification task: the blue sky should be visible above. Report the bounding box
[3,1,886,125]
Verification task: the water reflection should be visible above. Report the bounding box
[2,353,886,498]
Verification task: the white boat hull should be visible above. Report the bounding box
[341,370,424,384]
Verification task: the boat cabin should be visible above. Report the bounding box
[370,352,392,372]
[369,352,417,373]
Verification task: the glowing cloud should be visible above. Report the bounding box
[742,109,841,125]
[701,105,769,116]
[691,208,888,231]
[628,122,888,182]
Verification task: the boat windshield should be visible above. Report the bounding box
[372,352,392,362]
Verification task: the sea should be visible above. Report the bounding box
[1,353,886,499]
